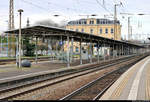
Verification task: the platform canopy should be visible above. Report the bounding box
[5,25,144,48]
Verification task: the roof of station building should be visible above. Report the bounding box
[4,25,143,48]
[67,18,120,25]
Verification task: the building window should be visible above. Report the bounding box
[81,28,84,32]
[79,21,81,24]
[90,29,93,34]
[82,20,87,24]
[76,29,79,32]
[90,20,94,24]
[100,29,103,34]
[106,20,108,24]
[111,28,114,34]
[105,28,108,34]
[81,21,84,24]
[102,21,105,24]
[97,19,100,24]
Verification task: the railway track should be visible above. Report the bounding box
[0,54,148,100]
[0,57,52,65]
[0,55,135,91]
[60,54,146,100]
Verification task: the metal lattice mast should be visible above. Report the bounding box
[9,0,15,57]
[9,0,15,30]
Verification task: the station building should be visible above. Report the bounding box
[64,18,122,57]
[66,18,121,40]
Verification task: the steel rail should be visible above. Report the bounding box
[60,55,148,100]
[0,56,136,100]
[0,55,135,93]
[93,55,145,100]
[0,54,148,100]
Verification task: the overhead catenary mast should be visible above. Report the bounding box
[9,0,15,30]
[9,0,15,57]
[114,2,123,40]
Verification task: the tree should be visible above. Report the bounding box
[23,37,35,56]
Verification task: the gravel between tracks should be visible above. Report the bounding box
[12,56,138,100]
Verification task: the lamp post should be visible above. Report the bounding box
[114,2,123,40]
[18,9,23,68]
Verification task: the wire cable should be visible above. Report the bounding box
[95,0,113,15]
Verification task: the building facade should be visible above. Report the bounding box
[66,18,121,40]
[64,18,121,54]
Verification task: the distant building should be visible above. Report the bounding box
[66,18,121,40]
[64,18,122,55]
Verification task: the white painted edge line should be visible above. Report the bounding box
[128,58,150,100]
[0,61,98,82]
[100,55,147,100]
[0,70,53,82]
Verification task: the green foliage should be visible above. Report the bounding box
[23,37,35,56]
[0,36,16,43]
[0,36,8,43]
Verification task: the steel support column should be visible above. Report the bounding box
[117,44,119,57]
[60,36,63,62]
[120,44,122,56]
[113,43,115,59]
[136,48,138,54]
[48,38,52,61]
[97,41,100,62]
[35,37,38,64]
[80,38,82,65]
[90,39,92,63]
[16,35,19,66]
[71,37,74,63]
[109,44,111,60]
[116,44,118,57]
[128,46,130,55]
[104,42,106,61]
[120,45,121,56]
[132,47,134,54]
[122,44,124,56]
[118,44,120,57]
[67,36,70,67]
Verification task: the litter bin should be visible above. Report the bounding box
[21,60,31,67]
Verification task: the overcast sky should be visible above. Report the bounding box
[1,0,150,40]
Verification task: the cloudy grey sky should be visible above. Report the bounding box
[0,0,150,40]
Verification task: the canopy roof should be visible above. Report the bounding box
[5,25,144,48]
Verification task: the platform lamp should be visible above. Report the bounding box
[148,38,150,52]
[18,9,24,68]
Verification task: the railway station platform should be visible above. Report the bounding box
[100,55,150,100]
[0,57,115,83]
[0,55,133,83]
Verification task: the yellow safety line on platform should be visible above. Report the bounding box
[100,59,141,100]
[146,65,150,100]
[100,56,150,100]
[110,64,137,100]
[128,58,150,100]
